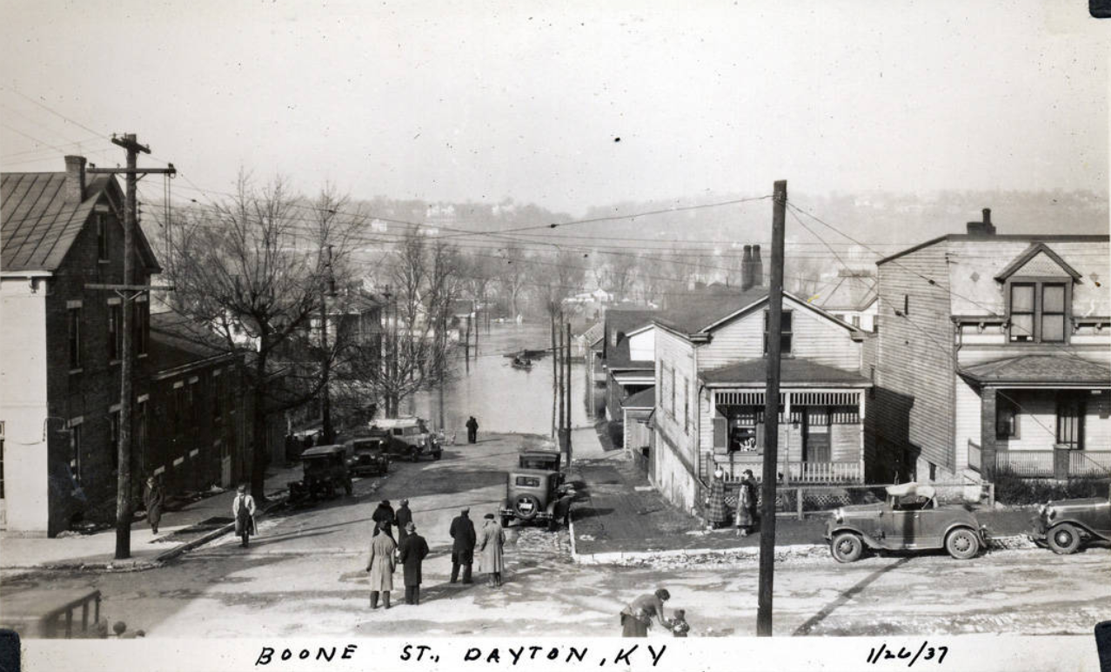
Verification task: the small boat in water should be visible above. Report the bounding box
[511,356,533,371]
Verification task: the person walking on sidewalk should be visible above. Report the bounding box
[449,507,476,584]
[465,416,479,444]
[706,468,727,530]
[366,520,397,609]
[232,484,256,548]
[372,499,397,540]
[477,513,506,587]
[554,488,575,529]
[620,588,671,637]
[395,499,413,546]
[398,521,429,605]
[144,476,164,536]
[735,469,758,537]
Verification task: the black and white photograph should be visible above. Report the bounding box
[0,2,1107,671]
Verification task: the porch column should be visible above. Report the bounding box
[980,386,997,481]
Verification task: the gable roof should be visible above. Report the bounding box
[993,243,1082,282]
[1,171,161,274]
[654,287,861,339]
[877,233,1109,266]
[622,386,656,409]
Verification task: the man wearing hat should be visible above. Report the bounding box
[395,499,413,546]
[372,499,397,539]
[398,521,429,605]
[232,484,257,548]
[477,512,506,587]
[448,507,476,584]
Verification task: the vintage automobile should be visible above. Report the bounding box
[518,449,564,486]
[289,444,354,501]
[343,434,390,476]
[1029,490,1111,554]
[370,417,443,462]
[499,468,564,531]
[825,482,989,563]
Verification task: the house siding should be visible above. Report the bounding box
[652,327,699,504]
[873,243,956,476]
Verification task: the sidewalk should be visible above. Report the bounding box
[0,463,301,572]
[568,428,1034,563]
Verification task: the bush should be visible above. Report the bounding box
[994,470,1110,505]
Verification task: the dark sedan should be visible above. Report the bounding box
[1029,493,1111,554]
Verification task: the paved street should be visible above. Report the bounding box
[2,433,1106,639]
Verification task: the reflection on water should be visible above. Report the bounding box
[405,323,590,436]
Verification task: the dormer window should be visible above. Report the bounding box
[1007,280,1068,343]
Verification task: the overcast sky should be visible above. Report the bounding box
[0,0,1106,216]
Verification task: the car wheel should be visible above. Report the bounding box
[830,532,863,563]
[409,450,419,463]
[945,528,980,560]
[1046,523,1081,555]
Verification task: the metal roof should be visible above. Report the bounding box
[959,355,1111,386]
[1,171,161,273]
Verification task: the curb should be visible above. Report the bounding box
[569,534,1036,566]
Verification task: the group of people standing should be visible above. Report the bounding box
[366,499,429,608]
[706,468,759,536]
[364,499,507,610]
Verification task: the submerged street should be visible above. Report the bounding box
[3,428,1107,639]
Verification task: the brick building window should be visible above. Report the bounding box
[175,384,186,435]
[763,310,793,355]
[108,302,123,361]
[1008,281,1068,343]
[134,301,150,355]
[213,374,223,421]
[68,305,82,369]
[96,213,109,261]
[69,420,83,485]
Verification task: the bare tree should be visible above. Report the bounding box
[163,174,359,500]
[594,253,639,303]
[340,231,464,418]
[499,244,529,320]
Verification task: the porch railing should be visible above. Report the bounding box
[993,449,1111,479]
[707,454,862,484]
[995,450,1055,478]
[1068,450,1111,477]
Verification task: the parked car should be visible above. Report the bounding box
[825,482,989,563]
[518,449,564,486]
[370,417,443,462]
[499,469,563,531]
[289,444,353,502]
[344,434,390,476]
[1029,490,1111,554]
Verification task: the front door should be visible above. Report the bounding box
[803,408,831,463]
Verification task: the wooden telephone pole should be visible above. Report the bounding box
[756,179,787,636]
[85,134,175,560]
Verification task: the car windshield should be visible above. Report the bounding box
[521,457,557,469]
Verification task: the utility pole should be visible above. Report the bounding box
[557,323,565,431]
[320,245,335,445]
[464,313,471,374]
[551,309,558,437]
[85,135,175,560]
[757,179,787,636]
[564,321,573,461]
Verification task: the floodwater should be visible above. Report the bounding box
[404,322,591,437]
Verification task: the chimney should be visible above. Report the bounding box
[741,244,753,290]
[752,244,764,288]
[966,207,996,236]
[64,155,87,203]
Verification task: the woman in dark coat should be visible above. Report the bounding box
[144,477,164,535]
[735,469,758,536]
[395,499,413,546]
[620,588,671,637]
[398,521,429,605]
[372,500,397,539]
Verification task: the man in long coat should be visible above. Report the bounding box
[395,499,413,546]
[397,521,429,605]
[448,507,476,584]
[477,513,506,587]
[365,521,397,609]
[232,484,256,548]
[144,476,164,535]
[372,499,397,539]
[465,416,479,443]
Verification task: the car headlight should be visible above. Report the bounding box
[833,508,843,524]
[1047,508,1056,521]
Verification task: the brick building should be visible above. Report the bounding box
[868,209,1110,483]
[1,157,159,535]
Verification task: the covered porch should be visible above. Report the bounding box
[959,355,1111,480]
[700,360,871,484]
